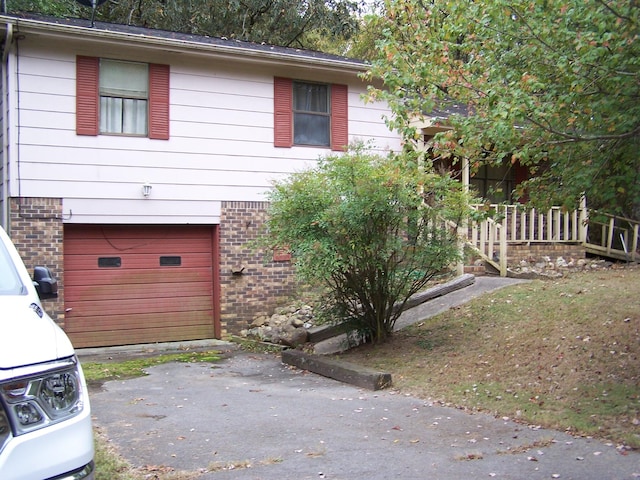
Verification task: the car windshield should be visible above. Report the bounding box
[0,238,26,295]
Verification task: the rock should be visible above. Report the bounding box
[509,255,622,279]
[291,318,305,328]
[245,303,317,347]
[280,327,309,347]
[250,316,269,327]
[270,314,289,325]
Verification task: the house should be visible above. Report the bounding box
[411,104,639,274]
[408,101,529,204]
[0,13,402,347]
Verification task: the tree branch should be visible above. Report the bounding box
[526,116,640,145]
[594,0,635,23]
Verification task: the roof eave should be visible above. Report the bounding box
[0,15,369,74]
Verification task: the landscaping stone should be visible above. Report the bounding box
[508,256,620,279]
[240,274,475,348]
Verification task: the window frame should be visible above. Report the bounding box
[292,81,331,147]
[99,59,149,137]
[76,56,170,140]
[273,77,348,151]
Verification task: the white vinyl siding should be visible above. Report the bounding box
[6,38,401,224]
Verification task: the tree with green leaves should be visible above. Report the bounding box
[261,147,471,343]
[366,0,640,219]
[6,0,364,52]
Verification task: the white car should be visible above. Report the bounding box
[0,226,94,480]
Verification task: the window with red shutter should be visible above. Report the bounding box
[149,63,170,140]
[274,77,348,149]
[331,84,348,151]
[76,56,169,139]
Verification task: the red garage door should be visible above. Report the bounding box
[64,225,217,348]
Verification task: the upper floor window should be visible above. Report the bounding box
[76,56,170,140]
[99,59,148,136]
[274,77,348,151]
[293,82,329,146]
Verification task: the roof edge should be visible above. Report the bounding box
[0,14,370,73]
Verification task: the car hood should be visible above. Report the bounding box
[0,297,74,370]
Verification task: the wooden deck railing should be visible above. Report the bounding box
[462,202,638,276]
[584,211,640,262]
[464,203,587,276]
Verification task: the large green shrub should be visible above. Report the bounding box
[262,147,473,343]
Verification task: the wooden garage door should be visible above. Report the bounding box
[64,225,216,348]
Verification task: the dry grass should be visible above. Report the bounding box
[337,265,640,448]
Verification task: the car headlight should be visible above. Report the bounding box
[0,358,84,436]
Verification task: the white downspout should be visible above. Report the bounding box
[1,22,12,230]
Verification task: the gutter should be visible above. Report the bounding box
[0,16,369,75]
[1,21,11,231]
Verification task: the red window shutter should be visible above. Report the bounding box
[76,56,99,136]
[148,63,170,140]
[274,77,293,147]
[331,83,348,151]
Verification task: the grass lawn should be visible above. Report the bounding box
[336,265,640,449]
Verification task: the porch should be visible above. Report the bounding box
[463,203,640,277]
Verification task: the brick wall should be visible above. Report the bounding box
[506,242,585,265]
[9,197,65,324]
[219,201,298,335]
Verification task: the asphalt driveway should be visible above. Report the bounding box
[88,348,640,480]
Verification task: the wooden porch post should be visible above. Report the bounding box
[579,195,588,244]
[457,157,470,276]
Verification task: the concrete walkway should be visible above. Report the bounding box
[395,274,528,329]
[313,274,528,354]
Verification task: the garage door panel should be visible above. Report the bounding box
[64,281,213,302]
[64,267,214,286]
[64,225,216,347]
[67,325,213,348]
[67,225,212,239]
[63,238,213,255]
[66,295,213,317]
[65,310,213,333]
[64,252,213,270]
